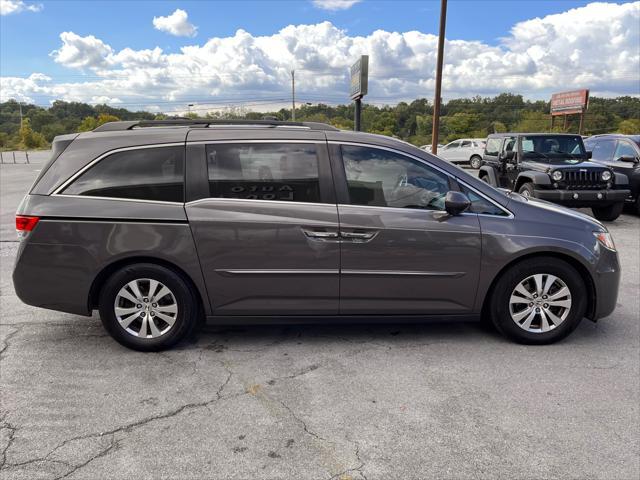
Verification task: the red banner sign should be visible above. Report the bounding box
[550,89,589,116]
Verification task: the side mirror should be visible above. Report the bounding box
[503,150,515,161]
[445,191,471,215]
[618,156,639,163]
[585,151,593,159]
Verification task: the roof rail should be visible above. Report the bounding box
[92,119,339,132]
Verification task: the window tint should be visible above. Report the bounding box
[63,146,184,202]
[460,141,472,147]
[485,138,501,156]
[341,145,451,210]
[613,141,637,160]
[588,139,616,162]
[445,141,460,150]
[459,184,508,216]
[206,143,321,203]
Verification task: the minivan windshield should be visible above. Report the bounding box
[520,135,587,164]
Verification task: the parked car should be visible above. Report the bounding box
[479,133,630,221]
[14,120,620,350]
[420,144,443,153]
[584,134,640,214]
[436,138,486,169]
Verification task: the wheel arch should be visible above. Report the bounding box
[515,171,551,191]
[481,251,597,322]
[89,256,208,315]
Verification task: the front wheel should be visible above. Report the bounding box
[469,155,482,169]
[99,263,200,351]
[518,182,535,198]
[489,257,586,344]
[592,202,624,222]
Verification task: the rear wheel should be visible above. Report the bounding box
[99,263,200,351]
[469,155,482,169]
[592,202,624,222]
[489,257,586,344]
[518,182,535,198]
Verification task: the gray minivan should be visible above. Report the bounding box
[13,120,621,350]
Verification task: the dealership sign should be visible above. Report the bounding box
[550,89,590,116]
[350,55,369,100]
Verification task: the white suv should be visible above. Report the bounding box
[437,138,486,169]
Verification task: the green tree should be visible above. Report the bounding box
[617,118,640,134]
[78,116,98,131]
[19,118,46,149]
[513,111,551,132]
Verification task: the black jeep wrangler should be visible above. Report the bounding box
[479,133,630,221]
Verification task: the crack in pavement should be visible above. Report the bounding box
[276,398,328,443]
[1,376,246,476]
[0,324,23,359]
[53,435,119,480]
[0,418,17,469]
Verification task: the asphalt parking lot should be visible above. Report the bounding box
[1,153,638,480]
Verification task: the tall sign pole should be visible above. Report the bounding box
[350,55,369,131]
[431,0,447,155]
[291,70,296,121]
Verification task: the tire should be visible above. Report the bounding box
[591,202,624,222]
[488,257,587,345]
[480,174,491,184]
[518,182,535,198]
[469,155,482,169]
[98,263,200,351]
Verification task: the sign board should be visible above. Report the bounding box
[550,89,589,116]
[350,55,369,100]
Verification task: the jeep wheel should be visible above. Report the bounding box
[592,203,624,222]
[518,182,535,198]
[489,257,586,344]
[469,155,482,169]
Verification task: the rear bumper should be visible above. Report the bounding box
[533,188,630,207]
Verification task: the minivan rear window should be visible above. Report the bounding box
[62,146,184,202]
[206,143,321,203]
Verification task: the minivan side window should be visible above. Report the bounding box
[62,146,184,202]
[206,143,321,203]
[341,145,451,210]
[485,138,501,156]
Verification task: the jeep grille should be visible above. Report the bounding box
[562,170,608,190]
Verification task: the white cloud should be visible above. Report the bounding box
[0,0,42,15]
[152,9,197,37]
[312,0,362,11]
[4,2,639,111]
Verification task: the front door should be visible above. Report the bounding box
[185,141,340,315]
[332,144,482,315]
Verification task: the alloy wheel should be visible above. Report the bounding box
[509,274,572,333]
[114,278,178,338]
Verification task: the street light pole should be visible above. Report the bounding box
[291,70,296,121]
[187,104,194,116]
[431,0,447,155]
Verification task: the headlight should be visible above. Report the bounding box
[552,170,563,181]
[594,231,616,251]
[601,171,612,181]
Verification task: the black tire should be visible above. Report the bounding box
[489,257,587,345]
[591,202,624,222]
[98,263,200,351]
[518,182,535,198]
[469,155,482,169]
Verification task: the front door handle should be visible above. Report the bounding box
[340,230,379,243]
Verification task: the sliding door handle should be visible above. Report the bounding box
[301,228,340,240]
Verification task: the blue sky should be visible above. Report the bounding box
[1,1,638,111]
[1,0,596,76]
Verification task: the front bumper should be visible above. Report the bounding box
[533,188,630,207]
[591,245,621,320]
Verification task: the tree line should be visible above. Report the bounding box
[1,94,638,151]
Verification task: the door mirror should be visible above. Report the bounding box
[585,151,593,159]
[503,150,515,161]
[444,191,471,215]
[617,156,639,163]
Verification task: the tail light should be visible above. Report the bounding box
[16,215,39,238]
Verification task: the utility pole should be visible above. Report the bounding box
[291,70,296,121]
[187,103,194,116]
[19,102,23,125]
[431,0,447,155]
